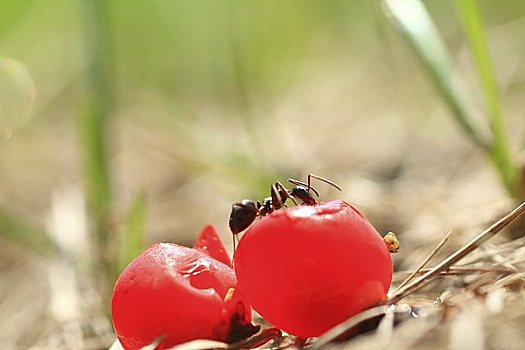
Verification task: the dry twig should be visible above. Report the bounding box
[392,230,454,294]
[389,201,525,304]
[309,304,413,350]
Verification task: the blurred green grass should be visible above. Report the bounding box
[384,0,522,198]
[0,1,391,298]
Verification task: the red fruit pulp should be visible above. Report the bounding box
[234,200,392,338]
[112,243,251,350]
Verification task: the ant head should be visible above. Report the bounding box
[290,186,317,206]
[229,200,258,235]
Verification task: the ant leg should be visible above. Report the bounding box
[271,183,284,210]
[308,174,342,191]
[274,181,298,206]
[288,178,320,196]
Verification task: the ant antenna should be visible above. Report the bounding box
[288,174,342,194]
[288,178,320,196]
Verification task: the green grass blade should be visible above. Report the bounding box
[382,0,490,150]
[79,0,114,262]
[455,0,519,197]
[78,0,116,297]
[116,192,147,277]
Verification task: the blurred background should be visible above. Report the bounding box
[1,0,525,349]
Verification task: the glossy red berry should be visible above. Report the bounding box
[112,226,255,350]
[234,200,392,338]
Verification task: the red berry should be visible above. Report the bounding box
[193,224,232,268]
[112,241,254,350]
[234,200,392,338]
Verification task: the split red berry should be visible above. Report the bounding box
[194,224,233,268]
[112,226,257,350]
[234,200,393,338]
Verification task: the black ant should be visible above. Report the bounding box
[229,174,342,251]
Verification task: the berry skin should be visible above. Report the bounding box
[194,224,233,268]
[234,200,392,338]
[112,228,256,350]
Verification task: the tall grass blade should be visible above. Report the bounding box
[79,0,114,269]
[382,0,490,150]
[455,0,519,198]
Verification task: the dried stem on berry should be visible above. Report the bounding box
[383,232,400,253]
